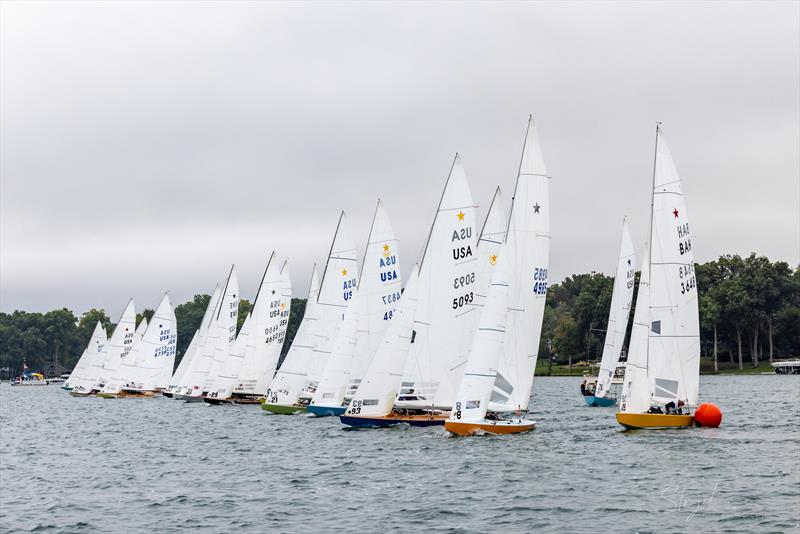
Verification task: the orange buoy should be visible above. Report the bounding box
[694,403,723,427]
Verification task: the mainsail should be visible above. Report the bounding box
[129,294,177,391]
[621,124,700,413]
[66,322,108,391]
[265,267,322,405]
[595,218,636,398]
[168,285,221,392]
[94,299,137,390]
[449,243,511,424]
[301,212,359,398]
[344,265,420,417]
[312,199,402,409]
[182,265,239,396]
[492,116,551,412]
[398,154,477,410]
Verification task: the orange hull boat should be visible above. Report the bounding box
[445,419,536,436]
[616,412,694,429]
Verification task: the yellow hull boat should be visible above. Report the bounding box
[616,412,694,429]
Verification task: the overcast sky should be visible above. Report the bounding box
[1,1,798,319]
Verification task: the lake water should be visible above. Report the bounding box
[1,375,798,533]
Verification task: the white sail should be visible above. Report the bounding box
[621,125,700,412]
[169,285,221,391]
[493,116,551,413]
[475,187,507,309]
[449,243,511,423]
[128,294,177,391]
[265,266,322,405]
[398,154,478,410]
[67,322,108,390]
[182,266,239,396]
[101,313,149,393]
[302,212,359,398]
[248,260,293,396]
[211,253,290,399]
[94,299,136,390]
[648,126,700,406]
[345,265,420,417]
[312,199,402,408]
[595,218,636,398]
[621,243,652,413]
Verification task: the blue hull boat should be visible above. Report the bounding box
[340,414,447,428]
[307,405,347,417]
[584,395,616,407]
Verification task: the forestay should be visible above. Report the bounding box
[595,218,636,398]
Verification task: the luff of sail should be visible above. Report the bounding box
[492,116,551,413]
[621,243,652,413]
[595,218,636,398]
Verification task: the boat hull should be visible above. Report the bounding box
[340,413,447,428]
[161,391,173,398]
[616,412,694,429]
[61,385,73,391]
[69,390,97,397]
[445,419,536,436]
[173,393,205,402]
[307,405,347,417]
[260,402,307,414]
[584,395,616,407]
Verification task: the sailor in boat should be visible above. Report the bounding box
[665,399,686,415]
[580,379,587,396]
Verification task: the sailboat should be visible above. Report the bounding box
[262,212,358,414]
[583,218,636,407]
[206,253,293,404]
[243,260,292,398]
[341,154,477,427]
[309,200,401,416]
[444,243,535,435]
[71,299,137,396]
[445,116,549,435]
[175,265,239,401]
[166,286,222,398]
[99,295,177,397]
[486,116,550,419]
[262,266,321,414]
[340,265,424,426]
[617,124,701,429]
[63,322,108,391]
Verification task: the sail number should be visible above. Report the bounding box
[382,291,401,305]
[454,272,476,289]
[347,400,363,415]
[679,263,696,295]
[532,267,548,295]
[452,292,474,309]
[454,401,462,420]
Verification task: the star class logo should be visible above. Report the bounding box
[457,211,465,221]
[673,208,679,218]
[279,303,286,310]
[533,203,541,214]
[341,268,348,276]
[383,244,391,257]
[627,259,632,266]
[489,254,497,265]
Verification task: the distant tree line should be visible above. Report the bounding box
[1,253,796,377]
